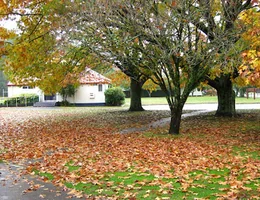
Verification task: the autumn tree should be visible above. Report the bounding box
[0,0,150,111]
[59,84,77,103]
[92,0,219,134]
[101,0,258,133]
[92,40,148,111]
[82,0,258,119]
[1,0,206,133]
[0,28,15,97]
[143,79,160,97]
[0,70,7,96]
[0,1,99,95]
[1,0,258,133]
[0,40,6,96]
[107,70,130,90]
[238,8,260,87]
[0,0,233,133]
[108,70,159,97]
[186,0,259,116]
[66,2,151,111]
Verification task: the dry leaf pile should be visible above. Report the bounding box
[0,107,259,199]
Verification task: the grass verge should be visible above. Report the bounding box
[124,96,260,106]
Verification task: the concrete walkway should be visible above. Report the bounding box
[143,103,260,111]
[120,109,212,134]
[0,163,83,200]
[120,103,260,134]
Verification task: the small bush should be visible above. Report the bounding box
[55,100,72,107]
[3,94,39,106]
[105,87,125,106]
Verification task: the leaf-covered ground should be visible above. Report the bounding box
[0,107,259,199]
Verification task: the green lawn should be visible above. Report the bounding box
[124,96,260,106]
[1,96,259,107]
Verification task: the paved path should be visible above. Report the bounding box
[143,103,260,111]
[0,163,83,200]
[120,103,260,134]
[120,109,212,134]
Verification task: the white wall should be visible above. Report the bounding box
[8,84,109,104]
[8,86,41,97]
[67,84,109,104]
[189,88,203,96]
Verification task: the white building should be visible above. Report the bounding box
[7,84,41,98]
[7,67,111,106]
[189,88,203,96]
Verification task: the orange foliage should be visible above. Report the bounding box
[107,69,130,88]
[238,9,260,87]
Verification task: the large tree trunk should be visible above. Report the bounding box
[208,74,236,117]
[129,78,145,111]
[216,86,236,117]
[168,102,184,134]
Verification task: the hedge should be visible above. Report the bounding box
[1,94,39,107]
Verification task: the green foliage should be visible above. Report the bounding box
[0,71,8,97]
[55,100,72,107]
[59,84,77,101]
[1,94,39,106]
[105,87,125,106]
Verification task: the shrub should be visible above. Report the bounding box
[55,100,72,107]
[105,87,125,106]
[3,94,39,106]
[59,84,77,101]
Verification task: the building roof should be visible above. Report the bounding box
[7,67,111,86]
[79,67,111,84]
[7,82,17,86]
[7,80,31,86]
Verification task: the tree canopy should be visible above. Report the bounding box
[186,0,259,116]
[238,8,260,87]
[0,0,152,110]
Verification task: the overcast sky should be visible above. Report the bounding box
[0,19,18,31]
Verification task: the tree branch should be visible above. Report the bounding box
[28,15,44,39]
[0,12,43,17]
[241,0,253,10]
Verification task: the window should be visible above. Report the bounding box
[90,93,95,99]
[98,84,103,92]
[44,94,56,101]
[22,86,33,89]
